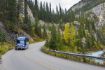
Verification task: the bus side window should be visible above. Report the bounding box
[24,39,26,45]
[26,38,29,42]
[17,40,20,43]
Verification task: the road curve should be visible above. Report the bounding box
[1,41,105,70]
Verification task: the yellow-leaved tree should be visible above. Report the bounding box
[69,24,76,48]
[64,23,77,51]
[64,23,70,44]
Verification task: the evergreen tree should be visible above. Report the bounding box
[6,0,17,23]
[34,20,42,37]
[56,28,63,50]
[42,24,47,39]
[34,0,39,18]
[23,0,32,35]
[48,24,58,50]
[3,0,18,32]
[17,0,24,28]
[0,0,6,21]
[0,31,6,43]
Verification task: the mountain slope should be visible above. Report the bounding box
[69,0,105,14]
[68,0,105,28]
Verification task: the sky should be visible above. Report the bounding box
[32,0,81,10]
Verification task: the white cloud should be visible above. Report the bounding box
[32,0,81,10]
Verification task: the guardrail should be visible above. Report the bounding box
[42,48,105,66]
[49,50,105,60]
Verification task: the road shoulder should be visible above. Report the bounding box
[0,58,2,70]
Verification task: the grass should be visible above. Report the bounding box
[29,38,44,44]
[0,42,13,59]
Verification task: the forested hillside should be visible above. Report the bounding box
[0,0,37,57]
[28,0,76,23]
[27,0,105,53]
[0,0,105,58]
[0,0,33,40]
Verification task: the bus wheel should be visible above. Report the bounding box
[15,48,18,50]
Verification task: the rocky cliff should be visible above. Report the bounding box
[69,0,105,27]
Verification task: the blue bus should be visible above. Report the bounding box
[15,36,29,50]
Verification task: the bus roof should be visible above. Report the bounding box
[17,36,27,40]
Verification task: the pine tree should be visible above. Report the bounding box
[48,24,58,50]
[56,28,63,50]
[0,0,6,21]
[34,0,39,18]
[17,0,24,28]
[39,1,43,19]
[23,0,28,29]
[0,31,5,43]
[42,24,47,39]
[6,0,17,22]
[4,0,17,31]
[23,0,32,35]
[34,20,42,37]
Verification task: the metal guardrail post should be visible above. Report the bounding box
[0,57,2,64]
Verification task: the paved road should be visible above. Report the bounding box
[1,41,105,70]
